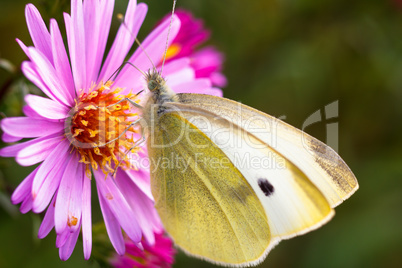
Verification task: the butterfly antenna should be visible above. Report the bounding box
[106,61,146,82]
[117,13,156,73]
[160,0,177,74]
[134,38,157,72]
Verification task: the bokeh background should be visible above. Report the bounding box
[1,0,401,267]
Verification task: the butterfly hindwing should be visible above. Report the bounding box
[148,112,273,266]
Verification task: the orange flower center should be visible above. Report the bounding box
[66,81,140,176]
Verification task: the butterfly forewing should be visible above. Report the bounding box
[175,93,359,207]
[162,103,334,239]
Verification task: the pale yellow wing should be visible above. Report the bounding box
[176,93,358,208]
[147,110,333,266]
[160,105,334,239]
[148,112,273,266]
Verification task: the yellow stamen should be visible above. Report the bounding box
[165,43,181,60]
[66,82,141,176]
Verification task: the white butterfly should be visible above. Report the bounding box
[137,69,358,266]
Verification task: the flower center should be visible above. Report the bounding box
[66,81,140,175]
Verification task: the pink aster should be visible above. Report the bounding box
[161,10,227,87]
[0,0,222,261]
[110,232,176,268]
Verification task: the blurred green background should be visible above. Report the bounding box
[1,0,401,267]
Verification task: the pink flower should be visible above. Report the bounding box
[162,10,227,87]
[110,232,176,268]
[0,0,221,261]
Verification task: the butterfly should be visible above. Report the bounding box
[138,69,358,266]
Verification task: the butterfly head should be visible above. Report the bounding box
[144,69,177,104]
[146,70,166,93]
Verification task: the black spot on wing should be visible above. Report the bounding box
[258,178,274,197]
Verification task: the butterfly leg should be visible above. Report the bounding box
[93,118,143,148]
[113,132,146,176]
[96,96,144,110]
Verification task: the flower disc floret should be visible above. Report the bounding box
[67,81,139,175]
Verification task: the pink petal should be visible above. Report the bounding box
[25,4,53,63]
[23,105,44,119]
[63,13,72,58]
[24,94,69,120]
[0,141,29,157]
[172,78,211,94]
[59,223,81,261]
[1,117,63,138]
[92,0,115,84]
[28,47,73,106]
[21,61,61,104]
[115,171,157,245]
[161,57,191,76]
[98,187,125,255]
[192,47,223,75]
[20,194,33,214]
[67,162,84,233]
[2,132,22,143]
[210,72,227,88]
[50,19,75,97]
[82,175,92,260]
[203,87,223,97]
[165,67,195,88]
[16,38,29,55]
[56,228,70,248]
[16,135,63,166]
[83,0,101,84]
[0,133,60,158]
[125,168,153,201]
[38,194,56,239]
[55,154,81,234]
[99,2,147,82]
[69,0,87,91]
[11,167,38,205]
[115,15,181,92]
[32,140,71,213]
[94,170,142,243]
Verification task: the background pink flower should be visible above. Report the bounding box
[110,232,176,268]
[161,10,227,87]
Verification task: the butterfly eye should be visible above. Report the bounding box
[148,80,158,91]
